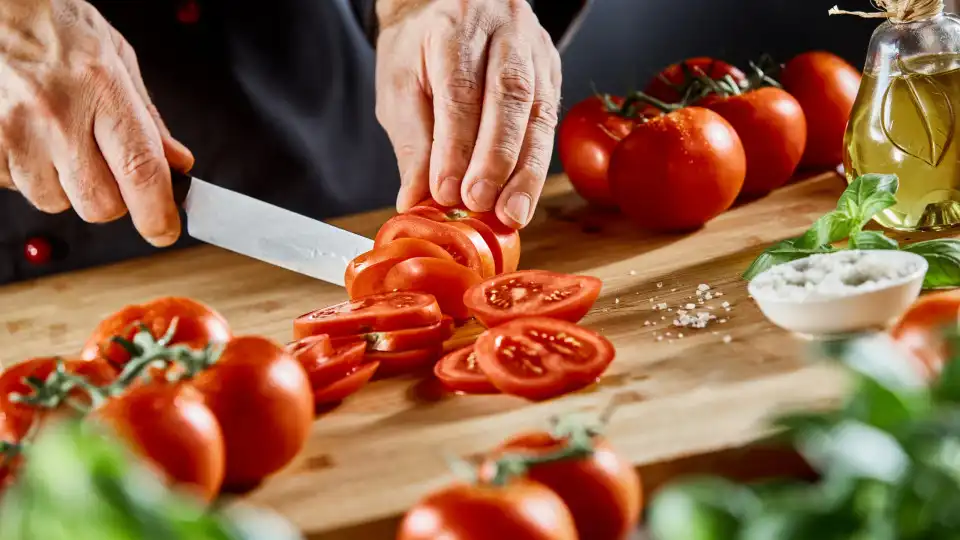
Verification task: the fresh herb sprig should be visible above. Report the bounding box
[743,173,960,289]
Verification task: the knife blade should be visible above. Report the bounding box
[171,171,373,287]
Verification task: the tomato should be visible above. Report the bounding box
[608,107,746,231]
[190,336,313,488]
[313,362,379,406]
[780,51,861,168]
[94,383,225,502]
[287,337,366,389]
[332,316,455,352]
[81,297,232,367]
[398,480,578,540]
[463,270,602,328]
[345,238,454,299]
[645,57,747,104]
[375,215,496,279]
[369,347,444,378]
[0,357,118,440]
[0,413,20,490]
[434,345,499,395]
[409,199,522,274]
[384,258,483,321]
[475,318,615,401]
[890,290,960,377]
[293,292,443,340]
[700,87,807,196]
[557,96,651,208]
[485,432,642,540]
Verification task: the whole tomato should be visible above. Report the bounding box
[483,431,642,540]
[645,57,747,104]
[397,480,578,540]
[779,51,861,168]
[608,107,746,231]
[890,290,960,378]
[557,95,651,207]
[94,383,225,502]
[190,336,313,489]
[701,87,807,196]
[81,297,232,367]
[0,413,20,490]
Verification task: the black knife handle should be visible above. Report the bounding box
[171,169,192,207]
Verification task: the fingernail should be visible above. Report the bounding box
[438,176,460,205]
[468,179,499,210]
[505,193,532,225]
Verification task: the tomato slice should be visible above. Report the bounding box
[369,346,444,379]
[287,337,367,390]
[463,270,602,328]
[474,318,615,401]
[293,292,443,340]
[332,316,454,352]
[434,345,499,395]
[409,200,521,274]
[375,214,496,279]
[313,362,379,406]
[384,258,483,321]
[345,238,455,299]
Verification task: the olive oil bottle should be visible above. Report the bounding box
[837,2,960,231]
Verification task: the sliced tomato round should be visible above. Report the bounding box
[369,346,444,379]
[345,238,455,299]
[313,361,379,406]
[463,270,602,328]
[332,316,454,352]
[434,345,499,395]
[375,214,496,279]
[286,337,367,390]
[293,291,443,340]
[384,258,483,321]
[474,317,615,401]
[409,200,521,274]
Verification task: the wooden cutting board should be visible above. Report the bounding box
[0,172,856,538]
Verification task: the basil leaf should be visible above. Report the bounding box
[836,173,899,228]
[848,231,899,251]
[903,239,960,288]
[796,213,859,249]
[647,477,756,540]
[743,241,834,280]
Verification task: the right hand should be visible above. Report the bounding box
[0,0,194,247]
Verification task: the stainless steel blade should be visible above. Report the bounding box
[181,177,373,286]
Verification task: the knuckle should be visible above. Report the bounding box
[394,142,423,162]
[495,61,535,105]
[489,141,522,164]
[529,99,560,134]
[120,149,165,191]
[442,64,483,108]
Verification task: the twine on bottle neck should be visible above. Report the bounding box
[829,0,944,23]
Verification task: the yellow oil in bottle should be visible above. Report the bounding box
[843,53,960,231]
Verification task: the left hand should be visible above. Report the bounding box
[375,0,562,228]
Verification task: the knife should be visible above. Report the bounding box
[171,170,374,287]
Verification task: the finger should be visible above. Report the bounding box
[52,134,128,224]
[461,28,535,213]
[377,67,434,212]
[0,152,13,191]
[426,25,489,206]
[93,65,180,247]
[495,42,560,229]
[4,112,70,213]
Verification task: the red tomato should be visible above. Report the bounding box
[332,316,455,352]
[190,336,313,488]
[0,357,118,440]
[345,238,455,299]
[375,215,496,279]
[293,292,443,340]
[701,87,807,196]
[463,270,602,328]
[409,200,522,274]
[384,258,483,321]
[287,337,367,389]
[645,57,747,104]
[368,347,443,378]
[890,290,960,377]
[608,107,746,231]
[398,480,578,540]
[313,362,379,406]
[434,345,499,395]
[474,318,615,401]
[780,51,861,168]
[486,432,642,540]
[557,96,650,208]
[81,297,232,367]
[0,413,20,490]
[94,383,225,502]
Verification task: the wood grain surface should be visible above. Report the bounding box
[0,172,854,538]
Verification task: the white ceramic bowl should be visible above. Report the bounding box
[748,250,928,336]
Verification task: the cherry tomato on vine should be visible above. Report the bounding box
[408,199,521,274]
[375,215,496,279]
[608,107,746,231]
[463,270,602,328]
[384,258,483,321]
[434,345,499,395]
[890,290,960,377]
[645,57,747,104]
[293,292,443,340]
[312,362,379,406]
[345,238,454,299]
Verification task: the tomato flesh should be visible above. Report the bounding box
[375,214,496,279]
[464,270,602,328]
[385,258,483,321]
[409,200,521,274]
[294,292,443,339]
[474,317,615,400]
[345,238,454,299]
[332,316,454,352]
[313,362,379,406]
[434,345,499,395]
[287,337,367,390]
[369,346,444,379]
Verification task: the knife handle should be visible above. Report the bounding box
[171,169,192,207]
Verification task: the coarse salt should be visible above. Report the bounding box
[673,311,717,329]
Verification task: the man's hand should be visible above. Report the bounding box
[376,0,562,228]
[0,0,193,246]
